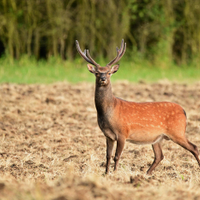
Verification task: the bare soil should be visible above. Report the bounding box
[0,81,200,200]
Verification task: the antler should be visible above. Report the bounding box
[75,40,99,67]
[107,39,126,67]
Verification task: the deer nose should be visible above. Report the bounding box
[101,77,106,81]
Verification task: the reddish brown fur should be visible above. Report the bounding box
[113,100,186,143]
[76,39,200,175]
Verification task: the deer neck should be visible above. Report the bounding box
[95,82,115,116]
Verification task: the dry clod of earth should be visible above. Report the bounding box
[0,81,200,199]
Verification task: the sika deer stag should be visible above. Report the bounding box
[75,39,200,175]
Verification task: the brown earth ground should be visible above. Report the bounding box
[0,81,200,200]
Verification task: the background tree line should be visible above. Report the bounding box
[0,0,200,65]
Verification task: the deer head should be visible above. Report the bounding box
[75,39,126,86]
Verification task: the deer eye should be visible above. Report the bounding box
[108,73,111,75]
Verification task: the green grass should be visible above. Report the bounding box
[0,56,200,84]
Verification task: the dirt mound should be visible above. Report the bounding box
[0,81,200,199]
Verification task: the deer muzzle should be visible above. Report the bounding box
[99,75,107,85]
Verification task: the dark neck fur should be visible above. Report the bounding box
[95,81,114,116]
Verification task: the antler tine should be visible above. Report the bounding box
[75,40,99,66]
[117,42,126,61]
[107,40,123,66]
[118,39,125,55]
[86,50,99,67]
[107,39,126,66]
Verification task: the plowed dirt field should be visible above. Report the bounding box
[0,81,200,200]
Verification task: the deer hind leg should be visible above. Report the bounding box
[147,142,164,175]
[113,136,126,172]
[172,136,200,166]
[105,137,115,174]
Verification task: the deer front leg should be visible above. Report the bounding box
[106,137,115,174]
[114,136,126,172]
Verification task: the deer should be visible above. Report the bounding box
[75,39,200,175]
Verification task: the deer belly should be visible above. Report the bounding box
[127,131,165,145]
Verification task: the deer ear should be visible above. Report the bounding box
[87,64,96,74]
[110,64,119,74]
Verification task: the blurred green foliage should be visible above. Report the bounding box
[0,0,200,65]
[1,55,200,84]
